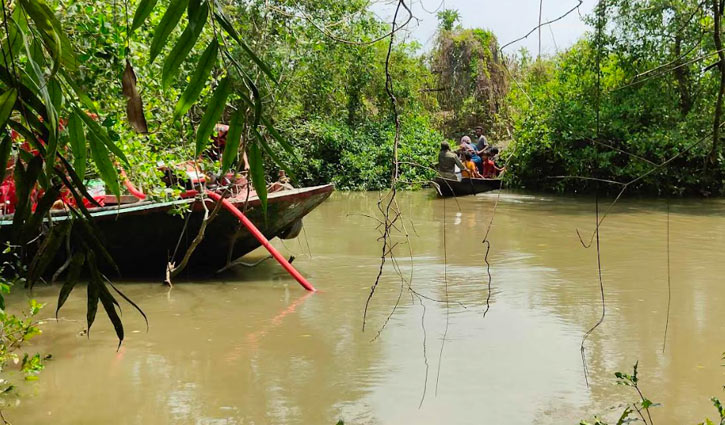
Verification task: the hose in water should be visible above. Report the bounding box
[205,191,316,292]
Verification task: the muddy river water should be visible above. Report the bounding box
[6,190,725,424]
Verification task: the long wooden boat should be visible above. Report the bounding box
[0,184,334,276]
[433,177,501,197]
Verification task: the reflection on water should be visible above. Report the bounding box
[7,191,725,424]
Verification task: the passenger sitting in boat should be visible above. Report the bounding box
[461,152,482,179]
[438,141,466,180]
[482,147,506,178]
[458,136,483,173]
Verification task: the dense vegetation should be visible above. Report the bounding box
[507,1,725,196]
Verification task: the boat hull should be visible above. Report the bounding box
[433,177,501,197]
[1,185,334,277]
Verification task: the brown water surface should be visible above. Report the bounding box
[6,191,725,424]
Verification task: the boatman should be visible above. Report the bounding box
[438,141,466,180]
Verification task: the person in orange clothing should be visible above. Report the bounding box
[461,152,482,179]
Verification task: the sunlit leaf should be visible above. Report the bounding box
[19,0,61,75]
[194,76,231,156]
[68,111,87,179]
[221,107,244,174]
[149,0,190,63]
[173,39,218,120]
[0,12,25,67]
[162,2,208,89]
[131,0,159,31]
[19,0,77,74]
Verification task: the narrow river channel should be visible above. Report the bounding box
[7,190,725,424]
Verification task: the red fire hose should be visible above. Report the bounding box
[205,191,316,292]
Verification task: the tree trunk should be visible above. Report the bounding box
[710,0,725,164]
[673,33,693,116]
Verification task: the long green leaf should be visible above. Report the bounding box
[22,184,60,239]
[44,82,63,176]
[173,39,218,120]
[148,0,189,63]
[27,221,67,287]
[86,253,100,336]
[253,126,293,178]
[221,107,244,174]
[235,90,297,159]
[194,76,231,156]
[98,280,124,346]
[0,13,24,67]
[69,209,118,274]
[161,2,208,89]
[88,131,120,199]
[56,252,85,317]
[106,279,148,331]
[60,69,95,112]
[75,107,129,166]
[261,116,297,158]
[67,112,87,179]
[19,0,77,74]
[0,135,12,183]
[19,0,61,75]
[247,140,267,217]
[131,0,159,30]
[0,88,17,130]
[213,10,277,83]
[0,65,46,119]
[21,28,58,155]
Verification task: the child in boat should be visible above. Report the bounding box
[482,147,505,178]
[461,152,482,179]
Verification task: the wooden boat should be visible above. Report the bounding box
[433,177,501,197]
[0,184,334,276]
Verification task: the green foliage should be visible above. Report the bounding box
[505,1,725,196]
[431,26,509,137]
[0,250,48,395]
[583,356,725,425]
[436,9,460,32]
